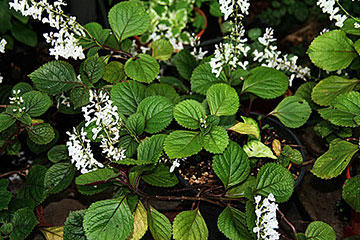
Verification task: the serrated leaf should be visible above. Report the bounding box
[160,76,189,93]
[137,134,166,164]
[343,175,360,212]
[108,1,149,41]
[64,209,86,240]
[137,96,174,133]
[305,221,336,240]
[142,164,178,187]
[83,198,134,240]
[0,113,15,133]
[28,61,79,94]
[151,39,174,61]
[22,91,52,117]
[77,183,111,195]
[12,82,33,95]
[174,99,205,129]
[243,140,277,159]
[307,30,357,71]
[241,67,288,99]
[311,76,359,106]
[173,209,208,240]
[173,49,198,80]
[164,130,202,159]
[125,54,160,83]
[47,145,69,163]
[148,206,172,240]
[84,22,110,45]
[270,96,311,128]
[278,145,303,165]
[217,206,251,240]
[103,61,126,83]
[201,126,229,154]
[207,83,239,116]
[254,163,294,202]
[75,168,119,185]
[126,113,145,136]
[40,226,63,240]
[145,83,180,104]
[245,201,256,235]
[342,18,360,36]
[10,208,38,240]
[226,176,256,198]
[27,123,55,145]
[26,129,59,155]
[81,55,105,84]
[311,139,358,179]
[111,80,146,115]
[118,135,139,158]
[213,141,250,189]
[44,163,75,195]
[127,201,147,240]
[190,64,227,95]
[0,189,11,211]
[295,81,318,110]
[70,88,90,109]
[318,91,360,127]
[229,119,260,140]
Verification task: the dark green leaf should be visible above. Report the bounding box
[201,126,229,154]
[9,208,38,240]
[27,123,55,145]
[44,163,75,194]
[80,55,105,84]
[103,61,126,83]
[137,134,166,164]
[190,64,227,95]
[126,113,145,136]
[343,175,360,212]
[75,168,119,185]
[0,113,15,133]
[64,210,86,240]
[70,88,90,109]
[47,145,69,163]
[173,49,198,80]
[142,164,178,187]
[145,83,180,104]
[118,135,139,158]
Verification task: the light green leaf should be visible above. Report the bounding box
[294,81,318,110]
[201,126,229,154]
[47,145,69,163]
[27,123,55,145]
[307,30,357,71]
[164,130,202,159]
[111,80,146,115]
[126,113,145,136]
[213,141,250,189]
[28,61,79,94]
[229,117,260,140]
[173,49,198,80]
[70,88,90,109]
[10,208,38,240]
[63,210,86,240]
[191,64,227,95]
[217,207,252,240]
[0,113,15,133]
[225,176,256,198]
[103,61,126,83]
[80,54,105,84]
[125,54,160,83]
[44,163,75,195]
[305,221,336,240]
[270,96,311,128]
[354,39,360,56]
[243,140,277,159]
[342,18,360,36]
[311,139,358,179]
[128,201,148,240]
[311,76,359,106]
[22,91,52,117]
[142,164,178,187]
[343,175,360,212]
[241,67,288,99]
[108,1,150,41]
[207,83,239,116]
[75,168,119,185]
[137,96,174,133]
[137,134,166,164]
[151,39,174,61]
[173,209,208,240]
[145,83,180,104]
[83,198,134,240]
[255,163,294,202]
[173,99,206,129]
[148,206,172,240]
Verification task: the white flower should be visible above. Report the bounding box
[169,157,187,172]
[219,0,250,20]
[0,38,7,53]
[317,0,347,27]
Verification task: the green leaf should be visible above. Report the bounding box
[173,209,208,240]
[201,126,229,154]
[83,198,133,240]
[84,22,110,45]
[164,130,202,159]
[27,123,55,145]
[243,140,277,159]
[278,145,303,165]
[207,83,239,116]
[229,117,260,140]
[12,82,33,95]
[28,61,79,94]
[103,61,126,83]
[343,175,360,212]
[77,183,112,195]
[142,164,179,187]
[311,76,359,106]
[125,54,160,83]
[0,113,15,133]
[128,201,148,240]
[0,187,11,211]
[217,206,252,240]
[22,91,52,117]
[47,145,69,163]
[137,134,166,164]
[173,49,198,80]
[80,54,105,84]
[11,21,37,47]
[245,201,256,236]
[137,96,174,133]
[307,30,357,71]
[225,176,256,198]
[75,168,119,185]
[354,39,360,56]
[26,129,59,155]
[151,39,174,61]
[111,81,146,115]
[70,88,90,109]
[17,165,47,205]
[294,81,318,110]
[44,163,75,195]
[318,91,360,127]
[305,221,336,240]
[213,141,250,189]
[108,1,149,41]
[9,208,38,240]
[241,67,288,99]
[296,233,306,240]
[126,113,145,136]
[311,139,358,179]
[118,135,139,158]
[64,210,86,240]
[254,163,294,202]
[191,64,227,95]
[173,99,206,129]
[341,18,360,36]
[160,76,189,93]
[270,96,311,128]
[148,206,172,240]
[145,83,180,104]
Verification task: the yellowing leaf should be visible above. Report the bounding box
[128,201,148,240]
[229,122,260,139]
[40,226,64,240]
[272,139,282,157]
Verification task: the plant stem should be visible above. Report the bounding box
[277,209,297,238]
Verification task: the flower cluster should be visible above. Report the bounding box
[253,28,311,86]
[219,0,250,20]
[9,90,25,113]
[199,117,208,129]
[9,0,85,60]
[170,157,187,173]
[317,0,347,27]
[0,38,6,83]
[253,193,280,240]
[189,35,208,61]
